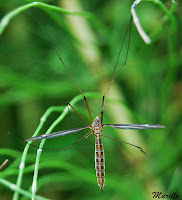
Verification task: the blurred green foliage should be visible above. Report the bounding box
[0,0,181,200]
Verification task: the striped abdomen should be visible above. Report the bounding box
[95,134,105,191]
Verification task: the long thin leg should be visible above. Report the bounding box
[84,96,93,122]
[67,102,89,125]
[33,8,93,122]
[60,130,92,151]
[102,134,145,154]
[104,16,132,98]
[101,16,132,114]
[101,96,104,123]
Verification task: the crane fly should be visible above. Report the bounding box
[26,7,165,191]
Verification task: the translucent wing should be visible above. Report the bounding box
[103,124,165,129]
[25,126,90,142]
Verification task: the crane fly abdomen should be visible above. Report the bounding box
[95,133,105,191]
[91,116,105,191]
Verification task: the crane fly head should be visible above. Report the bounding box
[92,116,101,128]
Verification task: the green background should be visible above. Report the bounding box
[0,0,181,199]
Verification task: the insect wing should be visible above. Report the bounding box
[103,124,165,130]
[25,126,90,142]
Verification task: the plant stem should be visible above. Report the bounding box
[0,178,48,200]
[0,2,96,35]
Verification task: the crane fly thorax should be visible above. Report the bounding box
[91,116,103,135]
